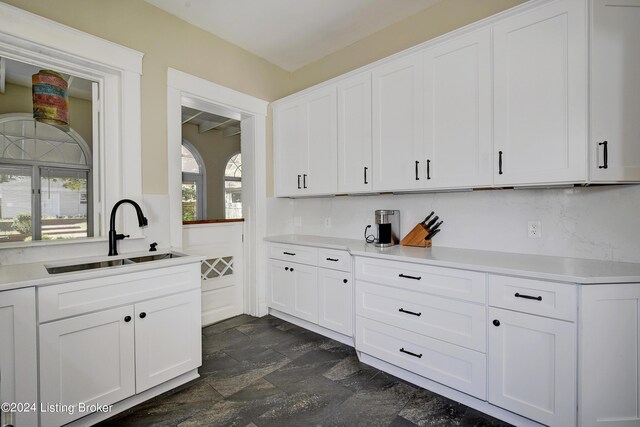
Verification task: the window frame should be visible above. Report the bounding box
[181,139,206,221]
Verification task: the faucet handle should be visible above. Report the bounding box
[115,233,129,240]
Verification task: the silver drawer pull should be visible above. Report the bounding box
[399,308,421,317]
[514,292,542,301]
[400,348,422,358]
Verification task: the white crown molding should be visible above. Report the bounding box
[0,2,144,74]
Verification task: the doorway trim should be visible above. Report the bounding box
[167,68,268,316]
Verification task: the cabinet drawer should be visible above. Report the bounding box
[355,257,486,303]
[38,263,200,323]
[268,243,318,265]
[489,275,576,321]
[356,317,486,399]
[317,248,352,272]
[356,281,486,352]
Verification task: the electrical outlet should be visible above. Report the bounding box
[528,221,541,238]
[324,217,331,228]
[294,216,302,227]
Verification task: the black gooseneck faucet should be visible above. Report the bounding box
[108,199,148,256]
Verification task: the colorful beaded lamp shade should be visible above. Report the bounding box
[32,70,69,127]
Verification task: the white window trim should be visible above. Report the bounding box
[0,3,144,248]
[181,139,207,220]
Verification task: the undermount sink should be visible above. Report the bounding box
[45,252,183,274]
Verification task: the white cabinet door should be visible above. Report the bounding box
[135,290,202,392]
[291,263,318,323]
[268,258,294,314]
[318,268,352,336]
[372,53,424,191]
[338,72,372,193]
[39,305,135,427]
[0,288,37,427]
[488,307,576,427]
[274,99,305,197]
[591,0,640,182]
[305,85,338,196]
[580,284,640,427]
[493,0,587,186]
[423,29,492,188]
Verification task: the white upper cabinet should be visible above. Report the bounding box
[274,86,337,197]
[372,53,424,192]
[590,0,640,182]
[493,0,587,186]
[422,28,493,188]
[338,72,372,193]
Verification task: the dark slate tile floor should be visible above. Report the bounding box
[99,315,512,427]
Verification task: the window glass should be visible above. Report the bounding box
[225,153,242,219]
[0,165,33,242]
[181,145,200,174]
[41,168,88,240]
[182,181,198,221]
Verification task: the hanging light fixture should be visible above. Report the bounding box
[32,70,69,127]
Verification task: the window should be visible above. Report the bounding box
[0,114,91,242]
[182,140,206,221]
[225,153,242,219]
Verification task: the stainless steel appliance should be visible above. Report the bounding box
[375,210,400,247]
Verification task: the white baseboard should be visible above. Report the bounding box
[67,370,200,427]
[359,353,542,427]
[268,308,355,347]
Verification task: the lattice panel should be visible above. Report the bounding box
[201,256,234,280]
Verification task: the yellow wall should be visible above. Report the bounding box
[2,0,291,195]
[0,83,93,148]
[289,0,527,92]
[182,123,241,220]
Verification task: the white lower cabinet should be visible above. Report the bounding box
[0,288,38,427]
[39,306,136,427]
[291,263,318,323]
[488,307,576,427]
[318,268,352,336]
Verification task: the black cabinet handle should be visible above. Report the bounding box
[364,167,369,184]
[514,292,542,301]
[498,151,503,175]
[400,348,422,358]
[599,141,608,169]
[139,312,146,319]
[493,319,500,327]
[326,257,339,262]
[415,161,420,180]
[343,279,348,284]
[290,268,294,272]
[399,273,421,280]
[426,159,431,180]
[285,267,289,271]
[297,175,301,189]
[303,174,307,189]
[124,316,132,323]
[283,252,296,256]
[399,308,422,317]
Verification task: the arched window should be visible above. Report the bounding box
[0,113,92,242]
[224,153,242,219]
[181,139,206,221]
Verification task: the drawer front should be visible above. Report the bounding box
[39,263,201,323]
[268,243,318,265]
[489,274,576,321]
[356,317,486,399]
[356,281,486,352]
[355,257,486,303]
[317,248,352,272]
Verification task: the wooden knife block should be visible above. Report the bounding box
[400,223,432,247]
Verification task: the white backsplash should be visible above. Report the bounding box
[277,184,640,263]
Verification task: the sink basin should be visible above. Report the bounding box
[46,259,134,274]
[126,253,182,263]
[46,252,183,274]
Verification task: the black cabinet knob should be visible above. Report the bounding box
[140,312,147,319]
[124,316,131,323]
[290,268,294,272]
[285,267,289,271]
[493,319,500,327]
[343,279,348,284]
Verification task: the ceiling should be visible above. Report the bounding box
[181,106,241,137]
[1,57,93,100]
[145,0,442,71]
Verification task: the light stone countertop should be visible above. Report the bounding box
[0,249,204,292]
[265,234,640,284]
